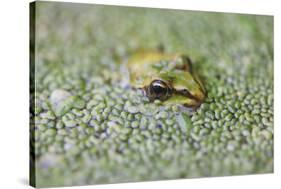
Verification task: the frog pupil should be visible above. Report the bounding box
[153,84,165,94]
[150,80,169,100]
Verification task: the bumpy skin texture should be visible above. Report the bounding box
[32,2,273,187]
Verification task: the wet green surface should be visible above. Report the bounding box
[31,2,273,187]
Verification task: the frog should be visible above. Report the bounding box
[126,49,206,108]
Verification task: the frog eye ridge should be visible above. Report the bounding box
[148,80,171,101]
[175,55,193,72]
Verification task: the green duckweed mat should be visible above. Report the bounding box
[30,2,273,187]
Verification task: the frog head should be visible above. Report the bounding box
[127,51,206,108]
[146,69,206,107]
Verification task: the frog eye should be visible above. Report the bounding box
[149,80,170,101]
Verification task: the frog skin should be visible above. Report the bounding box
[126,50,206,108]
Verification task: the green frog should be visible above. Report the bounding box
[127,50,206,108]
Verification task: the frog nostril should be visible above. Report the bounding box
[180,89,192,97]
[181,89,189,95]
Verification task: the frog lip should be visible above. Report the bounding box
[183,102,201,109]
